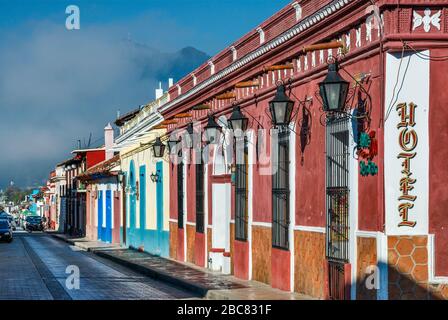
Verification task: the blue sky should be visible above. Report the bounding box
[0,0,291,188]
[0,0,291,54]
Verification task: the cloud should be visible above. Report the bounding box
[0,18,208,188]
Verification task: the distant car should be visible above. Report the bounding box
[24,215,44,232]
[0,219,13,242]
[6,215,16,231]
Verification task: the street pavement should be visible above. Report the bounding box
[0,230,198,300]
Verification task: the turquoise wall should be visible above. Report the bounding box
[124,159,169,257]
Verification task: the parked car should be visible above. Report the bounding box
[0,219,13,242]
[24,215,44,232]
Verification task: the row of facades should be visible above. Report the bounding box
[42,0,448,300]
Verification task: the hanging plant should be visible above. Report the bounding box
[357,131,378,160]
[360,160,378,176]
[358,132,371,149]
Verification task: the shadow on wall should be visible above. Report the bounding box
[356,261,448,300]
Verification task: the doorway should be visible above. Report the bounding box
[325,117,351,300]
[211,183,231,271]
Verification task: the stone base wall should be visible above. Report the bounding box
[251,225,271,285]
[356,237,377,300]
[387,235,447,300]
[294,230,326,298]
[169,221,177,259]
[186,224,195,264]
[206,227,212,265]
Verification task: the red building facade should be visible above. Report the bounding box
[162,0,448,300]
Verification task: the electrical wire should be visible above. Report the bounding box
[384,44,409,122]
[405,43,448,61]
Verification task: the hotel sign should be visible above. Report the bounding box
[385,51,429,236]
[396,102,418,228]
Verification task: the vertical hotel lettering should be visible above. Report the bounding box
[396,102,418,227]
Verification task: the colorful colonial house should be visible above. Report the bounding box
[78,155,122,244]
[62,147,105,236]
[50,162,66,232]
[77,124,122,244]
[113,92,171,257]
[157,0,448,300]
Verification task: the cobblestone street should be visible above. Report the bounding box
[0,232,197,300]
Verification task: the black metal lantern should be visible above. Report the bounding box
[227,106,249,132]
[269,84,294,127]
[150,171,160,183]
[117,171,125,184]
[203,115,222,144]
[167,136,181,154]
[183,123,194,149]
[152,137,166,158]
[319,61,349,113]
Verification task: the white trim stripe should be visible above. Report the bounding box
[294,225,325,233]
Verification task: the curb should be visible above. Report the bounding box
[94,250,208,297]
[50,233,75,245]
[50,234,120,252]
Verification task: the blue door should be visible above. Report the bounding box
[97,191,103,240]
[129,161,136,247]
[105,190,112,243]
[156,162,164,254]
[139,166,146,245]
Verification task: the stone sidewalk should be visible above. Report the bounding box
[50,232,314,300]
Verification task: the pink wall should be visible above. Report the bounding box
[429,48,448,277]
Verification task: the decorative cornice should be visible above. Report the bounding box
[159,0,353,115]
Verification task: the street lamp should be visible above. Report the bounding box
[227,105,249,133]
[319,61,349,113]
[269,84,295,127]
[203,115,222,144]
[152,137,166,158]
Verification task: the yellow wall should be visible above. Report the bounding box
[120,129,169,232]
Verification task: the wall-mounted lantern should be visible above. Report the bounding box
[203,115,222,144]
[183,123,195,149]
[150,170,160,183]
[167,136,181,154]
[318,60,349,113]
[227,105,249,133]
[152,137,166,158]
[268,83,295,127]
[117,171,125,184]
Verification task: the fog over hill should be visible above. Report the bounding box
[0,26,210,188]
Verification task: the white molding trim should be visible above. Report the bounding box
[428,234,448,284]
[204,164,209,267]
[294,225,325,233]
[159,0,353,115]
[355,230,378,238]
[252,221,272,228]
[115,113,163,146]
[289,123,296,292]
[186,221,196,226]
[247,130,254,280]
[169,218,178,223]
[183,160,187,262]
